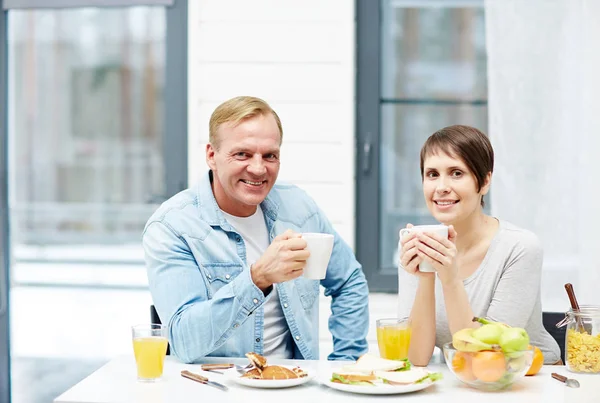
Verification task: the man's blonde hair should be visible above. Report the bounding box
[209,96,283,148]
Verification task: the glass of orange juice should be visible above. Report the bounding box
[132,324,169,382]
[376,318,411,360]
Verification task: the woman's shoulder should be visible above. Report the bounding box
[496,219,543,254]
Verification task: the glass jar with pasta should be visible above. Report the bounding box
[563,305,600,373]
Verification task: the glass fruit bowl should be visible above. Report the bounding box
[442,342,534,391]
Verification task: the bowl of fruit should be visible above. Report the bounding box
[443,317,535,391]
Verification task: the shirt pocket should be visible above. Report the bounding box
[294,278,320,311]
[199,262,243,297]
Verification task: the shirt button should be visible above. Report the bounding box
[283,303,288,308]
[253,298,259,304]
[207,274,212,279]
[233,323,239,328]
[225,274,231,280]
[235,235,241,242]
[295,335,300,341]
[256,338,260,342]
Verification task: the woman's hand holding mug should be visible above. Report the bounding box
[413,225,458,285]
[398,224,457,282]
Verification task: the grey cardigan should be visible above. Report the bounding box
[397,219,561,364]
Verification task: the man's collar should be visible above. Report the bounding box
[196,170,223,226]
[196,170,279,226]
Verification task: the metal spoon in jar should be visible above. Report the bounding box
[551,373,580,388]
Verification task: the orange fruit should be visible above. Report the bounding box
[472,351,506,382]
[452,351,476,382]
[526,346,544,376]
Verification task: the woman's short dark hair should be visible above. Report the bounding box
[420,125,494,207]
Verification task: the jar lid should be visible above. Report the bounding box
[556,305,600,328]
[566,305,600,316]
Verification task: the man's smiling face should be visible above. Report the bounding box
[206,113,281,217]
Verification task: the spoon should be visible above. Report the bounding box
[564,283,588,332]
[552,372,580,388]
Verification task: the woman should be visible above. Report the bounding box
[398,125,560,365]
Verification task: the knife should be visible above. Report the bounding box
[200,363,234,373]
[181,370,229,391]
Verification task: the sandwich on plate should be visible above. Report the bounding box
[331,354,442,386]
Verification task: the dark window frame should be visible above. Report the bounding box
[356,0,387,291]
[0,7,10,402]
[3,0,174,9]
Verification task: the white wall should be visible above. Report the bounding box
[486,0,600,309]
[187,0,356,248]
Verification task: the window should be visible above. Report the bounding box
[9,7,172,245]
[356,0,487,292]
[0,2,187,402]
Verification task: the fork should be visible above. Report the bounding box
[200,363,253,375]
[234,363,254,375]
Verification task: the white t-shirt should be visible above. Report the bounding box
[222,207,293,358]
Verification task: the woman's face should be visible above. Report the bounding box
[422,151,490,225]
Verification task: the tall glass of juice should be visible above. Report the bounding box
[376,318,411,360]
[132,324,168,382]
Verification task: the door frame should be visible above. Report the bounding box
[0,1,187,401]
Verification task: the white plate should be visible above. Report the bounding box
[321,373,436,395]
[225,366,314,389]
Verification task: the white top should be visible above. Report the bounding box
[398,220,561,364]
[223,207,292,358]
[54,355,600,403]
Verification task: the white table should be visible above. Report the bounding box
[55,356,600,403]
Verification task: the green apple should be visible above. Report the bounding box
[472,324,505,345]
[499,327,530,353]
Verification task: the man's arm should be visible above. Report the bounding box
[316,208,370,361]
[143,221,266,363]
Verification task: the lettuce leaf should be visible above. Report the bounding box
[330,373,374,386]
[415,372,443,384]
[394,358,412,371]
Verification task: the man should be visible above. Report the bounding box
[143,96,369,363]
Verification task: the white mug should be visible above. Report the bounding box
[398,225,448,273]
[301,233,334,279]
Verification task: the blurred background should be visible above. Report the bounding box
[0,0,599,401]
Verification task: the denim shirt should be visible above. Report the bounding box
[142,171,369,363]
